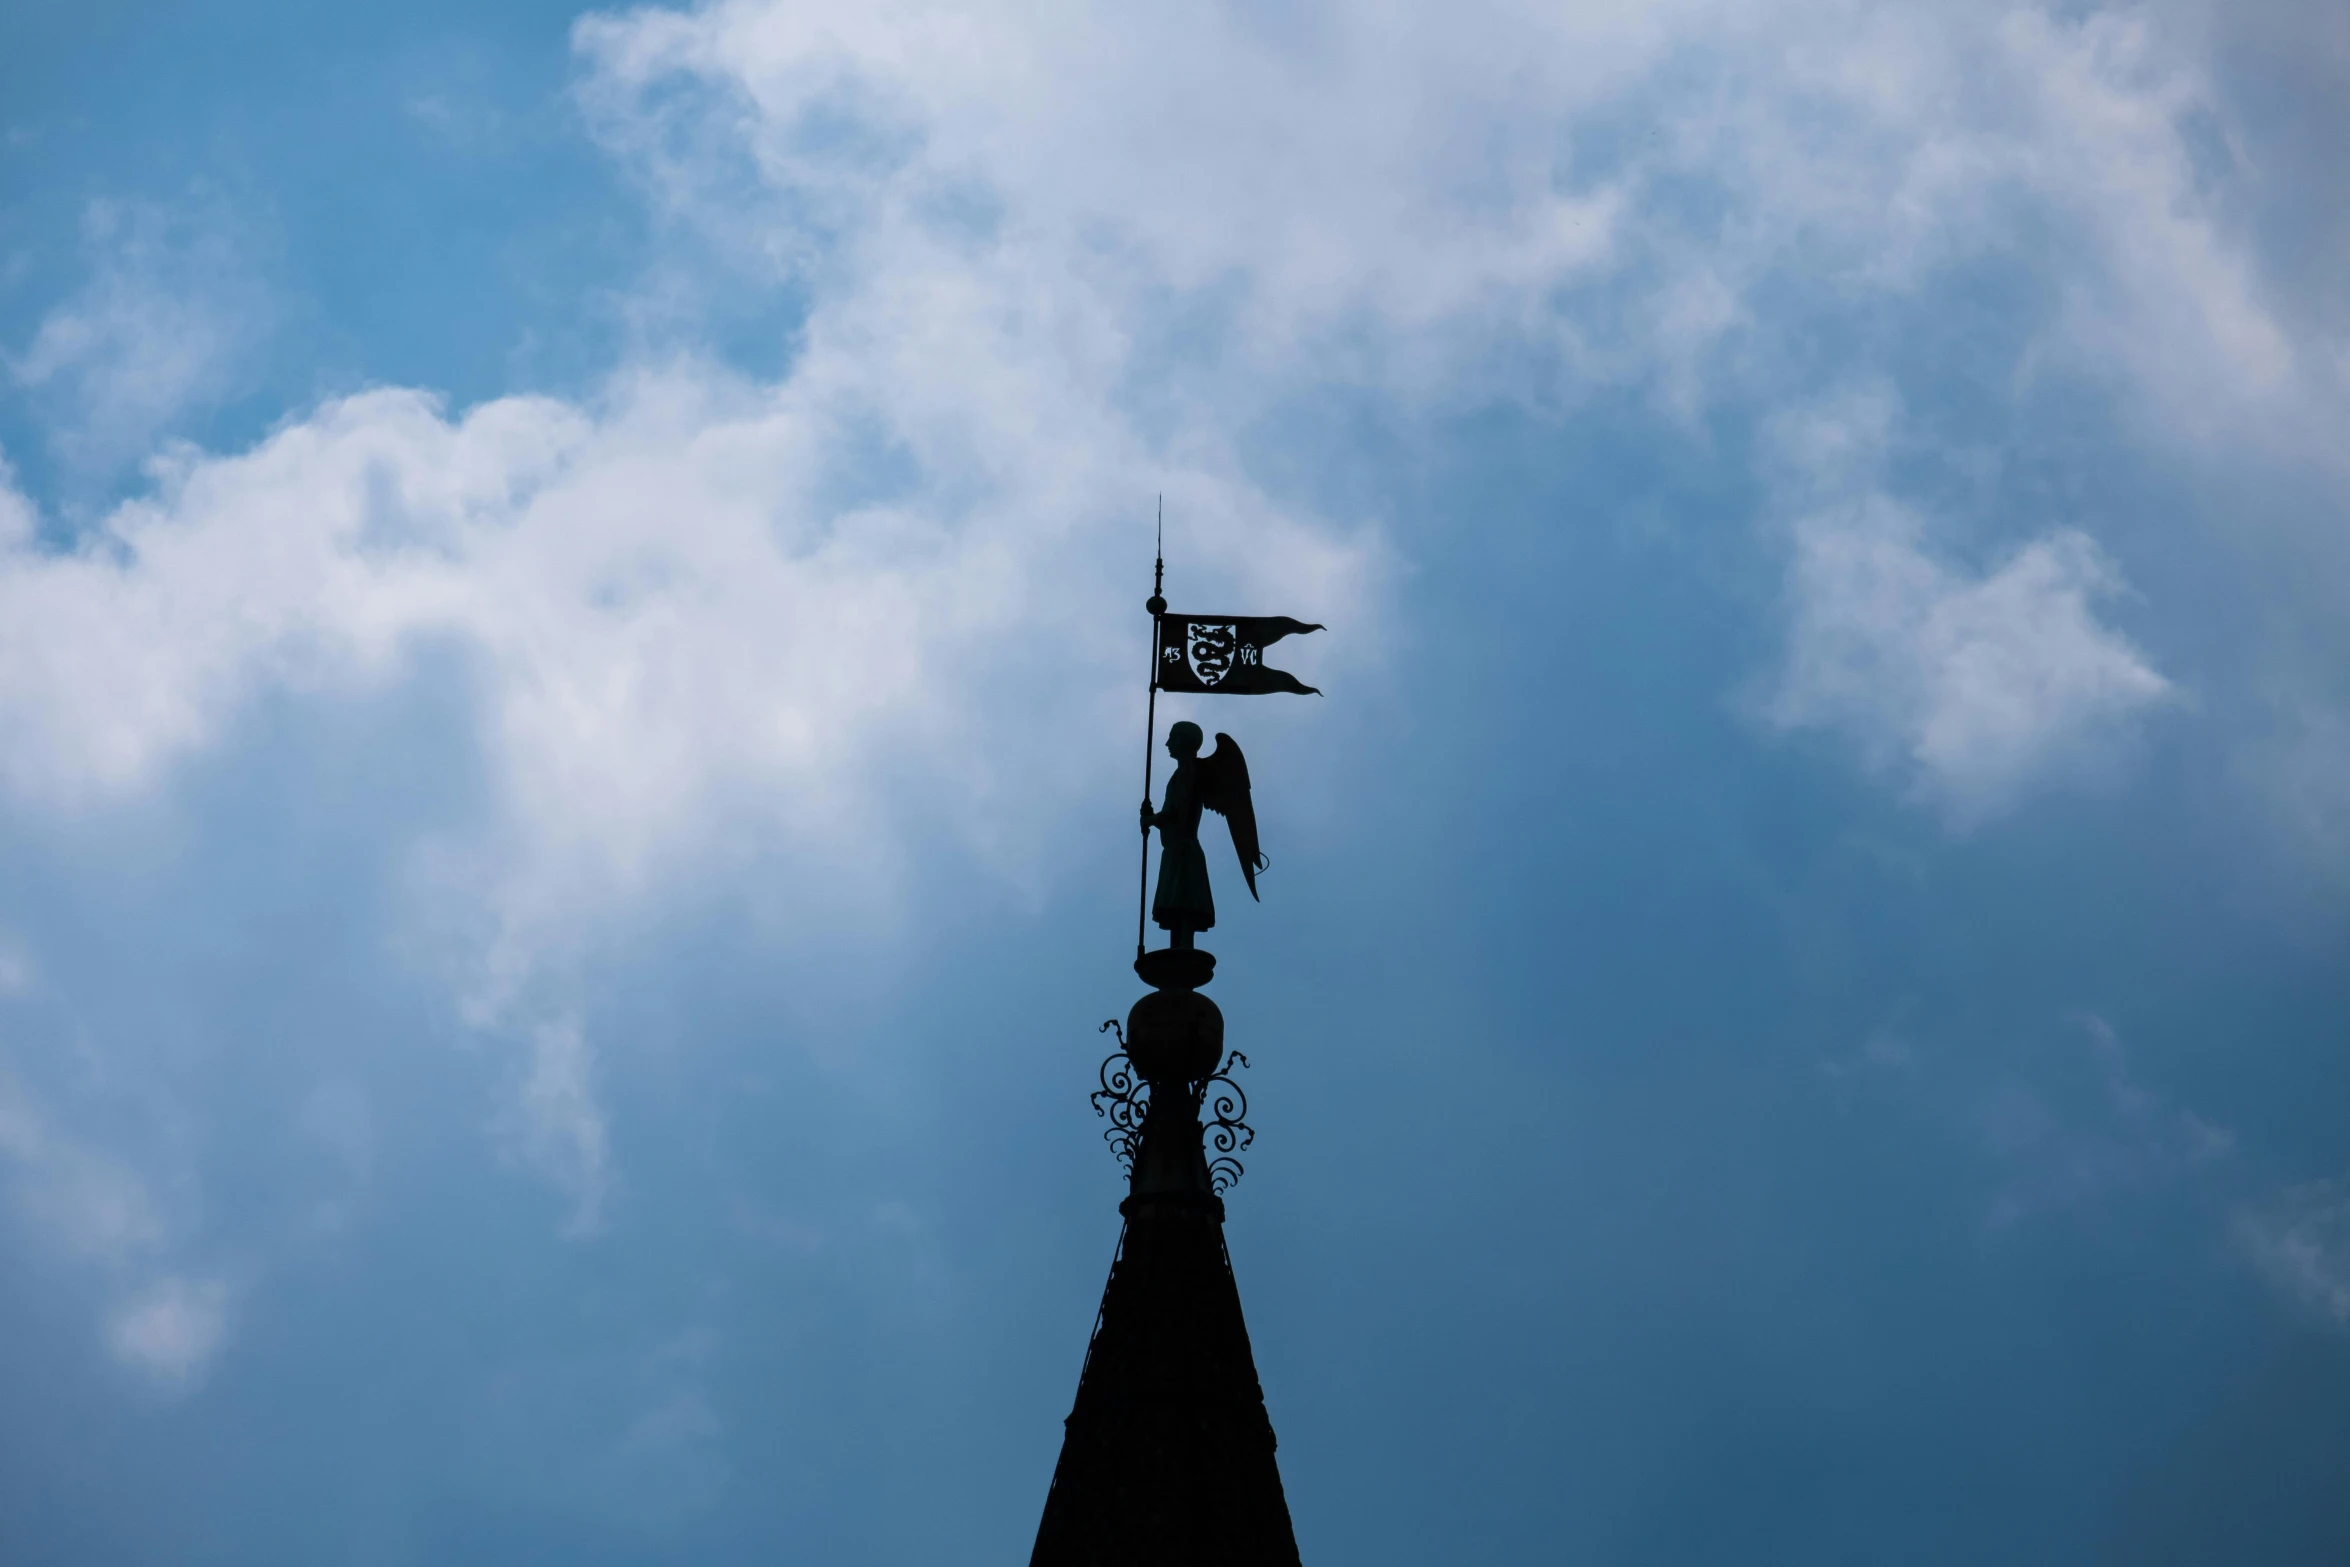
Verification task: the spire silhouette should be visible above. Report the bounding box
[1029,957,1300,1566]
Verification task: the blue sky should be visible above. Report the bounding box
[3,2,2348,1562]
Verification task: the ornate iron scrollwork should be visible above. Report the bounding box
[1090,1028,1256,1191]
[1091,1020,1150,1174]
[1203,1051,1254,1193]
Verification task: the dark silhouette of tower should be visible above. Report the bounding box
[1029,948,1302,1565]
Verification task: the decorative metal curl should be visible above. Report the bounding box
[1090,1020,1150,1174]
[1203,1051,1254,1194]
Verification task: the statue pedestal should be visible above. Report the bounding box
[1133,946,1215,992]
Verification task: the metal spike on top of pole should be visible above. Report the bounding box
[1137,498,1165,960]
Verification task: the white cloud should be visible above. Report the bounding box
[1998,10,2313,451]
[1765,392,2173,820]
[2238,1177,2350,1328]
[572,0,1652,370]
[1773,501,2172,818]
[1980,1012,2231,1228]
[7,198,270,476]
[1,1,2310,894]
[1652,4,2338,455]
[572,0,2335,405]
[0,1070,165,1264]
[0,1071,234,1386]
[513,1019,610,1236]
[105,1275,231,1388]
[0,0,2334,1217]
[2239,699,2350,877]
[0,366,1364,1005]
[0,454,36,549]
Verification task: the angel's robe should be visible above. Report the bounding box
[1149,758,1216,934]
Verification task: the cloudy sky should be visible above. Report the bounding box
[3,0,2348,1560]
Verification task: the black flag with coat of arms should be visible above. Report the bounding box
[1154,615,1323,696]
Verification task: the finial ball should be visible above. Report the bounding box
[1125,987,1224,1085]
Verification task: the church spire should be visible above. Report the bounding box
[1028,957,1300,1565]
[1028,536,1315,1564]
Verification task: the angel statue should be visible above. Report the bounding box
[1140,721,1265,950]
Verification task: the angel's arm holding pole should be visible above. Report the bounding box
[1135,637,1160,956]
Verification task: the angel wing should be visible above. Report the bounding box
[1198,732,1268,900]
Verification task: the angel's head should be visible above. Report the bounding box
[1165,720,1203,760]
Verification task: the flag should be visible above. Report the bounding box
[1154,615,1324,696]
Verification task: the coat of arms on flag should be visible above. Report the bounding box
[1153,615,1323,696]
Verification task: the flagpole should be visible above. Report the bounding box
[1137,502,1165,961]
